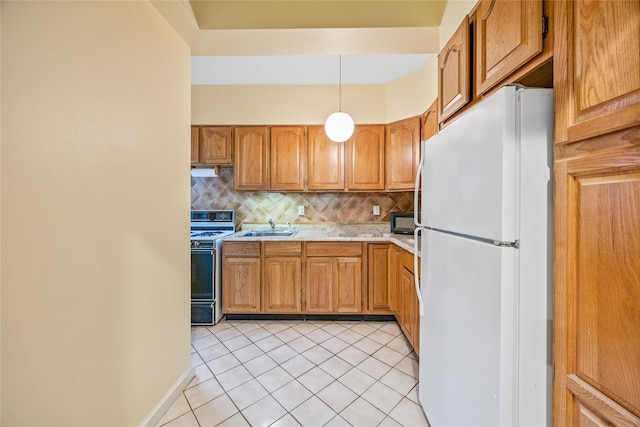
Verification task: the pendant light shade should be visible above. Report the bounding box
[324,55,354,143]
[325,111,354,143]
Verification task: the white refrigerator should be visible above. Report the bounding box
[413,86,553,426]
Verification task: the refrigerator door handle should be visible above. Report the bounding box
[413,226,425,316]
[414,146,424,228]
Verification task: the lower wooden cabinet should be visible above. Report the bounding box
[222,242,261,313]
[263,242,302,313]
[367,243,392,313]
[391,247,420,355]
[305,242,362,313]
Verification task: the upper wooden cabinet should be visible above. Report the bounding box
[234,126,269,191]
[191,126,233,165]
[270,126,306,191]
[386,117,420,191]
[346,125,385,191]
[438,16,471,123]
[200,126,233,165]
[307,126,345,191]
[190,127,200,164]
[554,0,640,145]
[475,0,547,96]
[420,99,439,142]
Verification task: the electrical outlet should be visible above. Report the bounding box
[298,205,305,216]
[373,205,380,216]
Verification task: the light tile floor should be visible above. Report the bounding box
[157,319,429,427]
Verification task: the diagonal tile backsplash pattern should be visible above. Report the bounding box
[191,167,414,228]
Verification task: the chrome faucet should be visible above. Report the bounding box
[268,218,275,231]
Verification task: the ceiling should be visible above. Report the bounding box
[181,0,446,85]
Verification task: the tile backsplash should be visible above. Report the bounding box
[191,167,414,228]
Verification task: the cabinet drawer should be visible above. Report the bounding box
[264,241,302,257]
[306,242,362,257]
[223,241,260,257]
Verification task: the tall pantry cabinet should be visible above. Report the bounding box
[553,1,640,426]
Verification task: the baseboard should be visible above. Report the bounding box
[139,365,195,427]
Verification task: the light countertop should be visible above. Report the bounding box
[223,223,419,255]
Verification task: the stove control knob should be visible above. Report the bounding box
[193,241,200,248]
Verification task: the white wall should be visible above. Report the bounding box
[1,1,192,425]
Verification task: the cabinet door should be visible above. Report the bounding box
[438,16,471,123]
[263,257,302,313]
[234,126,268,190]
[334,257,362,313]
[191,126,200,164]
[222,257,261,313]
[368,244,391,312]
[306,257,333,313]
[347,125,385,191]
[555,0,640,144]
[420,99,438,142]
[200,126,233,165]
[475,0,543,96]
[390,245,401,320]
[400,266,417,349]
[386,117,420,191]
[307,126,344,191]
[270,126,306,191]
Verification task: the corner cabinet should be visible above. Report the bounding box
[420,99,439,142]
[386,117,420,191]
[270,126,306,191]
[367,243,392,313]
[307,126,345,191]
[438,16,471,123]
[346,125,385,191]
[553,1,640,426]
[222,242,262,313]
[234,126,269,190]
[305,242,362,313]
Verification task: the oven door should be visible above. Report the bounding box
[191,248,215,300]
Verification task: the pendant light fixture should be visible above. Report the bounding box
[324,55,354,143]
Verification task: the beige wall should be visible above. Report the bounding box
[1,1,191,425]
[192,84,387,125]
[191,1,477,126]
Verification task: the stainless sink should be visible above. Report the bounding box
[240,231,297,237]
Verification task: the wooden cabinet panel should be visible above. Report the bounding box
[263,257,302,313]
[191,126,200,164]
[390,245,401,319]
[306,257,332,313]
[270,126,306,191]
[438,16,471,123]
[475,0,543,96]
[307,126,344,191]
[234,126,269,190]
[334,257,362,313]
[368,244,391,312]
[346,125,385,191]
[554,153,640,425]
[200,126,233,164]
[555,0,640,144]
[400,265,417,352]
[222,256,261,313]
[386,117,420,191]
[305,242,363,314]
[420,99,438,142]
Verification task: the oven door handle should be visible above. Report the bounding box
[191,249,215,256]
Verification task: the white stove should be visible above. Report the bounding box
[190,210,235,325]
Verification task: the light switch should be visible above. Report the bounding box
[373,205,380,215]
[298,205,305,216]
